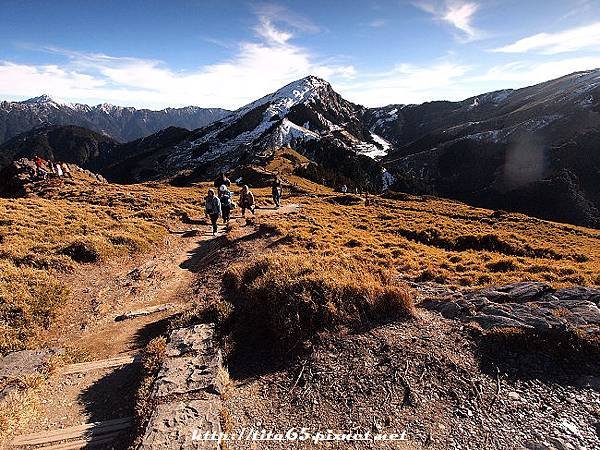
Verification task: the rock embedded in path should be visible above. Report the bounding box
[138,324,224,449]
[0,347,64,402]
[0,348,63,382]
[139,400,221,449]
[152,324,224,398]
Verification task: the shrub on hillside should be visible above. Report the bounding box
[222,254,415,352]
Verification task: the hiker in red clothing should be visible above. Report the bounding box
[34,155,49,178]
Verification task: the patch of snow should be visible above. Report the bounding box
[522,114,563,131]
[382,169,395,191]
[356,142,388,159]
[465,130,502,143]
[236,75,329,122]
[271,118,319,147]
[579,95,594,107]
[370,132,392,154]
[491,89,512,103]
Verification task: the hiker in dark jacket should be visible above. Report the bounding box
[204,189,222,236]
[219,184,233,223]
[239,185,255,218]
[271,177,282,208]
[213,172,231,189]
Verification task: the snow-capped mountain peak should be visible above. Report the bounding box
[235,75,331,119]
[20,94,69,106]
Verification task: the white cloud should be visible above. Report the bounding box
[492,22,600,54]
[475,57,600,85]
[255,18,293,45]
[0,18,354,109]
[253,3,320,34]
[336,56,600,107]
[413,0,480,41]
[335,62,472,106]
[368,19,387,28]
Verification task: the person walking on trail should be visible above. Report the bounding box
[61,163,72,178]
[214,172,231,189]
[219,184,233,224]
[271,177,282,208]
[239,185,255,218]
[204,189,222,236]
[55,163,64,177]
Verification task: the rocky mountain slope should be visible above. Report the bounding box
[103,76,392,188]
[0,95,230,143]
[0,125,118,170]
[374,70,600,227]
[2,70,599,227]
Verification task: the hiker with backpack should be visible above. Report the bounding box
[204,189,222,236]
[213,172,231,189]
[239,185,255,218]
[271,177,282,208]
[219,184,233,223]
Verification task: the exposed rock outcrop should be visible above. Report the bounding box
[138,324,224,449]
[422,282,600,342]
[0,158,106,198]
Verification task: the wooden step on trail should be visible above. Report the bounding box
[114,303,175,322]
[60,355,141,375]
[11,416,132,448]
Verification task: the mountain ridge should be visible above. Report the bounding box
[0,95,231,143]
[1,69,599,227]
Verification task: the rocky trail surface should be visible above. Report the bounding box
[2,204,298,449]
[2,198,599,450]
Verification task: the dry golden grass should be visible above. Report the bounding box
[0,373,46,445]
[222,253,415,352]
[262,192,600,289]
[0,179,207,354]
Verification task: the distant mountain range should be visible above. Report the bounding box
[377,70,600,227]
[1,70,599,227]
[0,95,230,143]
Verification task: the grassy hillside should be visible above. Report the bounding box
[260,191,600,288]
[1,152,599,355]
[0,178,206,354]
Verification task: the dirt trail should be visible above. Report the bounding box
[10,204,299,449]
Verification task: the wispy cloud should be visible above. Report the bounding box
[413,0,481,41]
[474,56,600,84]
[253,2,321,34]
[0,11,353,109]
[254,18,293,45]
[336,61,472,106]
[368,19,387,28]
[492,22,600,54]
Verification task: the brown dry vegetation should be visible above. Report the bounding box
[261,191,600,289]
[0,179,207,354]
[2,148,599,356]
[222,253,415,352]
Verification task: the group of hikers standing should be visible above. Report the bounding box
[205,173,282,236]
[33,155,72,179]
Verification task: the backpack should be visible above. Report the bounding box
[220,191,232,207]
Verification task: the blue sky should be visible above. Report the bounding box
[1,0,600,109]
